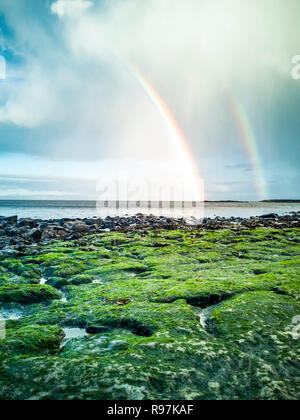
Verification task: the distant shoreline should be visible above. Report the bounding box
[260,200,300,203]
[0,199,299,203]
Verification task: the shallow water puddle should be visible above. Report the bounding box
[199,308,210,328]
[60,292,68,303]
[92,279,104,284]
[194,304,219,331]
[63,328,89,340]
[60,328,89,348]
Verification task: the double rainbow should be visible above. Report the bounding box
[125,61,267,201]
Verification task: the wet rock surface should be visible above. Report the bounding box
[0,212,299,256]
[0,221,299,400]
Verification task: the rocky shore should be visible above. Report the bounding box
[0,215,299,399]
[0,220,300,400]
[1,212,299,256]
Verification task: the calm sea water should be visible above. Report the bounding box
[0,200,299,220]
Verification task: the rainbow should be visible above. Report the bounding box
[228,95,268,201]
[125,62,203,201]
[121,62,266,201]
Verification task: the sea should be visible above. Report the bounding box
[0,200,299,220]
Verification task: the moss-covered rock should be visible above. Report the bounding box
[0,285,61,304]
[1,259,41,280]
[0,227,299,400]
[0,324,64,359]
[207,291,300,400]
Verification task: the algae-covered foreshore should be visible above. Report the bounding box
[0,214,299,400]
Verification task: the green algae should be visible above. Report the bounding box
[0,285,61,304]
[207,291,300,400]
[1,259,41,282]
[0,227,299,400]
[0,324,64,360]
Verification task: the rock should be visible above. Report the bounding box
[40,227,55,241]
[0,247,18,257]
[41,226,69,241]
[119,218,129,226]
[85,218,102,226]
[108,340,128,352]
[72,223,90,233]
[94,218,103,225]
[18,218,36,228]
[260,213,278,219]
[4,226,18,237]
[63,221,75,229]
[27,228,42,242]
[55,219,66,226]
[185,218,198,226]
[65,233,81,241]
[39,222,50,230]
[4,215,18,224]
[102,222,115,229]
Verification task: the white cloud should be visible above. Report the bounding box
[0,73,58,127]
[1,0,299,173]
[51,0,93,19]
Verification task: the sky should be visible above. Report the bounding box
[0,0,299,201]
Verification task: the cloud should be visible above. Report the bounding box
[0,0,299,200]
[0,62,62,127]
[2,0,299,158]
[51,0,93,19]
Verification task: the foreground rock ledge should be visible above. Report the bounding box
[0,224,299,400]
